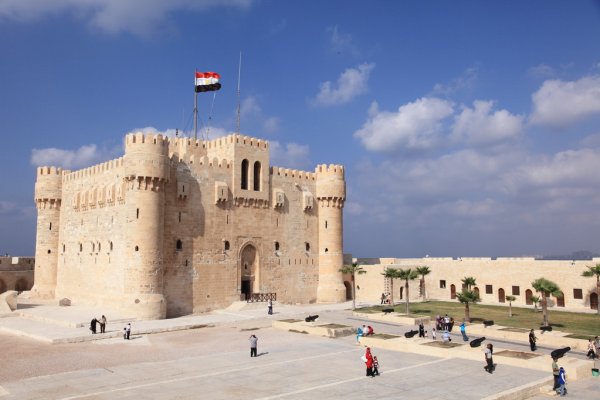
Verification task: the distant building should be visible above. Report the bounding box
[351,257,600,312]
[31,132,347,319]
[0,256,34,294]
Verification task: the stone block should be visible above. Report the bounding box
[0,290,18,313]
[59,298,72,306]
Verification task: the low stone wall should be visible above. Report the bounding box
[272,319,354,338]
[359,335,593,381]
[352,311,430,326]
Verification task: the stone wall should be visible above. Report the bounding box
[0,257,34,293]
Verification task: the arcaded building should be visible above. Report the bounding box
[32,132,347,319]
[0,256,34,294]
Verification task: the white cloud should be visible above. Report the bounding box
[263,117,280,134]
[528,64,556,79]
[530,75,600,127]
[432,67,478,96]
[313,63,375,106]
[452,100,523,145]
[239,96,280,135]
[0,0,253,37]
[354,98,454,152]
[269,141,311,170]
[327,25,357,55]
[30,144,120,169]
[240,96,262,117]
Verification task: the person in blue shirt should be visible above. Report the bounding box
[557,366,567,396]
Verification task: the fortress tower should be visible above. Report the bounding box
[31,167,63,298]
[122,133,170,319]
[315,164,347,303]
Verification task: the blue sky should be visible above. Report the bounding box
[2,0,600,258]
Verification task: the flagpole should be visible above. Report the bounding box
[193,69,198,140]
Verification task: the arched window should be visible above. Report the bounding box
[136,208,140,219]
[224,241,230,251]
[241,159,249,190]
[79,243,83,252]
[274,242,280,251]
[305,242,310,252]
[253,161,261,191]
[135,245,139,252]
[176,239,183,250]
[110,241,113,251]
[98,242,101,252]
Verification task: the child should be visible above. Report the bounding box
[425,330,429,338]
[373,356,380,376]
[356,325,363,344]
[557,366,567,396]
[432,327,437,340]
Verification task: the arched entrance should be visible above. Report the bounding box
[0,278,6,294]
[450,284,456,299]
[498,288,505,303]
[344,281,352,300]
[590,292,598,310]
[525,289,533,305]
[399,287,404,300]
[240,244,258,301]
[14,278,28,292]
[554,291,565,307]
[474,287,480,296]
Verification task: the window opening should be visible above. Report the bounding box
[135,246,139,252]
[176,240,183,250]
[224,241,230,251]
[253,161,261,191]
[305,242,310,251]
[136,208,139,219]
[275,242,280,251]
[241,159,249,190]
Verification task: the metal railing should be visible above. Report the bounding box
[247,292,277,303]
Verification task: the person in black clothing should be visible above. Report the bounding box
[529,329,537,351]
[90,318,97,334]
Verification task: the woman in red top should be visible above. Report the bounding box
[365,347,374,377]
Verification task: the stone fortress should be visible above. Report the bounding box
[31,132,347,319]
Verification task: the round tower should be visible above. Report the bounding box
[31,166,63,299]
[315,164,347,303]
[123,132,170,319]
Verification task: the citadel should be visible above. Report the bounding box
[5,132,594,320]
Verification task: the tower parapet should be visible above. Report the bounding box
[31,166,64,299]
[122,132,170,319]
[315,164,346,303]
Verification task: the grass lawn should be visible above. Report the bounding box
[357,301,600,337]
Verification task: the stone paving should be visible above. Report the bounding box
[0,300,598,399]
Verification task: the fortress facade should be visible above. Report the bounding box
[31,132,347,319]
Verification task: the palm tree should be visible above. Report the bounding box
[582,264,600,315]
[530,295,540,311]
[381,268,400,306]
[416,266,431,301]
[339,262,367,310]
[397,268,419,315]
[531,278,561,327]
[456,289,481,323]
[461,276,477,291]
[505,295,516,317]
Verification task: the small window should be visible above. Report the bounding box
[176,240,183,250]
[275,242,280,251]
[325,248,329,253]
[135,246,139,252]
[486,285,493,294]
[573,288,583,299]
[325,221,328,229]
[178,212,181,223]
[92,243,95,252]
[62,244,65,253]
[49,222,52,230]
[98,243,101,252]
[79,243,83,252]
[110,241,113,251]
[47,249,51,254]
[512,286,520,296]
[224,241,230,251]
[439,280,446,289]
[305,242,310,252]
[136,208,140,219]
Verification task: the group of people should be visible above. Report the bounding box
[89,315,107,334]
[586,336,599,359]
[356,324,374,343]
[552,357,568,396]
[379,292,392,305]
[435,314,454,331]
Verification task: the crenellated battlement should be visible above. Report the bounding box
[194,156,232,169]
[270,166,316,181]
[125,132,169,149]
[37,166,66,177]
[63,158,124,182]
[315,164,344,177]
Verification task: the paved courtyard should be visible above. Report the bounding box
[0,303,598,399]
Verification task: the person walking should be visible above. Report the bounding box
[90,317,97,334]
[586,339,597,359]
[460,322,468,341]
[373,356,380,376]
[267,299,273,315]
[364,347,374,377]
[99,315,107,334]
[557,366,567,396]
[484,343,494,373]
[125,323,131,340]
[529,329,537,351]
[249,334,258,357]
[356,325,364,344]
[418,322,425,338]
[552,357,560,391]
[431,327,437,340]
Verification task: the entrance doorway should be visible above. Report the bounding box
[525,289,533,305]
[591,292,598,310]
[498,288,505,303]
[450,284,456,299]
[240,244,258,301]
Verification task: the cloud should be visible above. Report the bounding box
[354,98,454,152]
[239,96,280,135]
[0,0,253,37]
[30,144,121,169]
[432,67,478,96]
[528,64,556,79]
[452,100,524,145]
[263,117,280,134]
[530,75,600,127]
[327,25,357,55]
[313,63,375,106]
[269,141,311,170]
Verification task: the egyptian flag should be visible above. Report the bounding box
[195,71,221,92]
